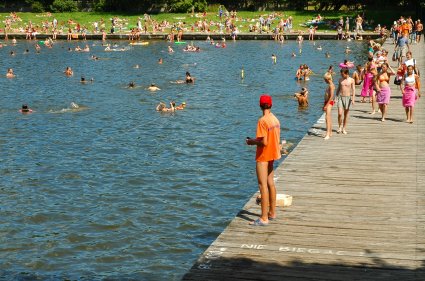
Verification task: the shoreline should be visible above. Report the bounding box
[0,32,382,41]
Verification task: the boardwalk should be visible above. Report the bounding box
[183,41,424,280]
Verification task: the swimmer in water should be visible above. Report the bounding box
[168,46,174,53]
[294,87,309,108]
[70,102,79,109]
[20,104,33,114]
[317,45,322,50]
[91,55,99,60]
[133,64,140,69]
[271,54,277,64]
[295,65,303,80]
[241,67,244,79]
[325,52,331,58]
[345,46,351,54]
[24,49,30,54]
[185,72,194,83]
[10,51,15,56]
[127,81,136,88]
[175,102,186,110]
[12,37,17,45]
[158,58,163,64]
[156,102,175,112]
[80,76,93,84]
[147,83,161,91]
[6,68,15,78]
[291,52,296,57]
[64,66,73,76]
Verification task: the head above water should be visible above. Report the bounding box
[21,104,29,112]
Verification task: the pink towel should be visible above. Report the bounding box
[377,86,391,104]
[361,72,374,97]
[402,85,417,107]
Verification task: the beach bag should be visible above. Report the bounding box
[392,51,398,62]
[394,75,402,85]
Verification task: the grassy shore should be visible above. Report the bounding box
[1,10,409,34]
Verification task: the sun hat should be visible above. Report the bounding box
[259,95,272,106]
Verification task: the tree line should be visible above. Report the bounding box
[10,0,424,13]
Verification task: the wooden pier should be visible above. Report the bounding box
[183,42,424,280]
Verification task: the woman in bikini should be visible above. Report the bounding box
[400,65,421,123]
[375,63,395,122]
[323,72,335,140]
[352,65,364,85]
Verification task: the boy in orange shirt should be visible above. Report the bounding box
[246,95,281,226]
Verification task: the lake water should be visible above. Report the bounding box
[0,39,367,280]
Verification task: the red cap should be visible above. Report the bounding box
[259,95,272,106]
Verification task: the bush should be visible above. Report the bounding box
[51,0,78,12]
[31,1,45,12]
[193,0,208,12]
[93,0,106,12]
[169,0,208,13]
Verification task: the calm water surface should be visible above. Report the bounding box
[0,39,366,280]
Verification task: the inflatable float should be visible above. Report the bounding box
[339,62,355,69]
[129,42,149,46]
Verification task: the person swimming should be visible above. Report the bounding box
[294,87,309,108]
[185,72,194,83]
[20,104,33,114]
[70,102,79,109]
[156,102,175,112]
[128,81,136,88]
[175,102,186,110]
[6,68,15,78]
[147,83,161,91]
[64,66,73,76]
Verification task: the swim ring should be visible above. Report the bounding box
[339,62,355,69]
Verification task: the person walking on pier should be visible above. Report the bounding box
[400,65,421,123]
[336,69,355,134]
[246,95,281,226]
[323,73,335,140]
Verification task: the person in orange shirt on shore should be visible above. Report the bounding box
[246,95,281,226]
